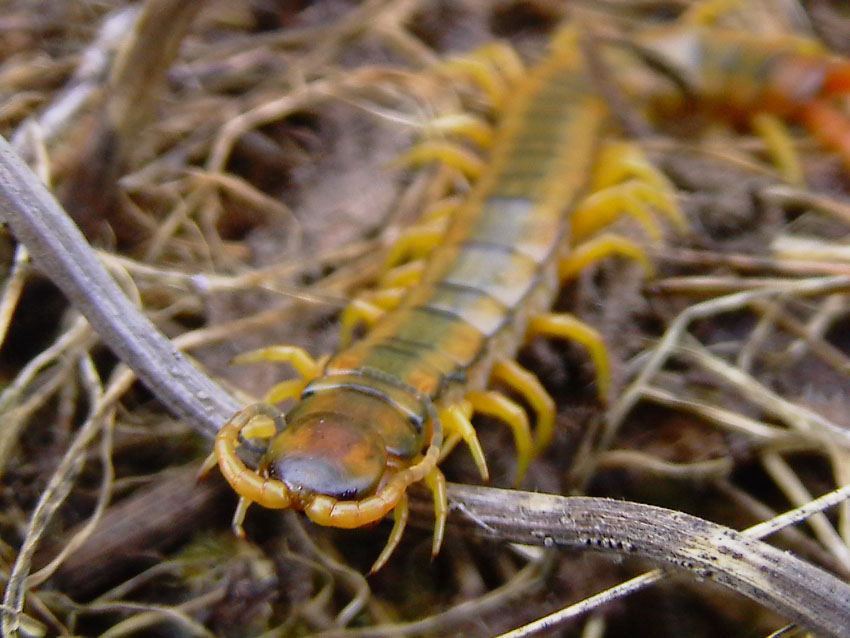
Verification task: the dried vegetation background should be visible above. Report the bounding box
[2,0,850,636]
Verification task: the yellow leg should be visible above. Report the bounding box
[490,358,556,455]
[198,450,219,479]
[232,496,251,538]
[370,492,409,574]
[338,287,406,346]
[428,113,494,148]
[475,41,525,84]
[421,195,462,222]
[560,233,654,281]
[593,141,670,191]
[438,431,461,463]
[385,221,447,268]
[233,345,321,404]
[526,313,611,401]
[264,379,306,403]
[437,400,471,462]
[424,467,448,557]
[240,413,277,439]
[379,259,425,288]
[232,345,321,380]
[549,24,579,54]
[572,182,661,242]
[368,287,405,310]
[437,40,524,100]
[578,178,684,240]
[751,113,805,186]
[590,143,685,227]
[441,403,489,481]
[436,56,508,109]
[396,140,485,180]
[466,390,533,486]
[339,298,384,347]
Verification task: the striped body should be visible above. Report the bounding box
[299,44,605,473]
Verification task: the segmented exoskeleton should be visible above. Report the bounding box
[205,17,850,572]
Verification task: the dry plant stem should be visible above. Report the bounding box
[638,385,792,442]
[41,464,230,600]
[651,275,850,294]
[499,484,850,638]
[496,571,666,638]
[102,235,378,298]
[25,354,116,590]
[762,184,850,226]
[100,249,350,310]
[309,556,549,638]
[651,245,850,277]
[9,7,141,156]
[0,244,30,348]
[0,315,94,478]
[717,480,850,579]
[0,134,241,439]
[79,591,224,638]
[207,66,428,173]
[749,297,850,375]
[285,512,371,628]
[677,340,850,445]
[772,236,850,263]
[596,449,733,480]
[448,486,850,638]
[785,293,848,361]
[607,275,850,437]
[105,0,210,143]
[1,357,112,638]
[761,452,850,569]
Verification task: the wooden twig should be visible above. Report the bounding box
[445,486,850,638]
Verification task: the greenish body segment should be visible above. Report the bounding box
[314,41,607,442]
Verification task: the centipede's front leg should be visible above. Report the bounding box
[200,403,293,536]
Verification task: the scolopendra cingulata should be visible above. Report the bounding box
[202,8,850,575]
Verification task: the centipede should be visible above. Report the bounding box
[204,9,850,574]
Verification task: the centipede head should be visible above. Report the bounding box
[261,410,389,508]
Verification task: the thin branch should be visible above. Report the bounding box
[445,486,850,638]
[0,133,240,439]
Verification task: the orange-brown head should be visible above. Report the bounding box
[261,410,388,507]
[216,376,429,526]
